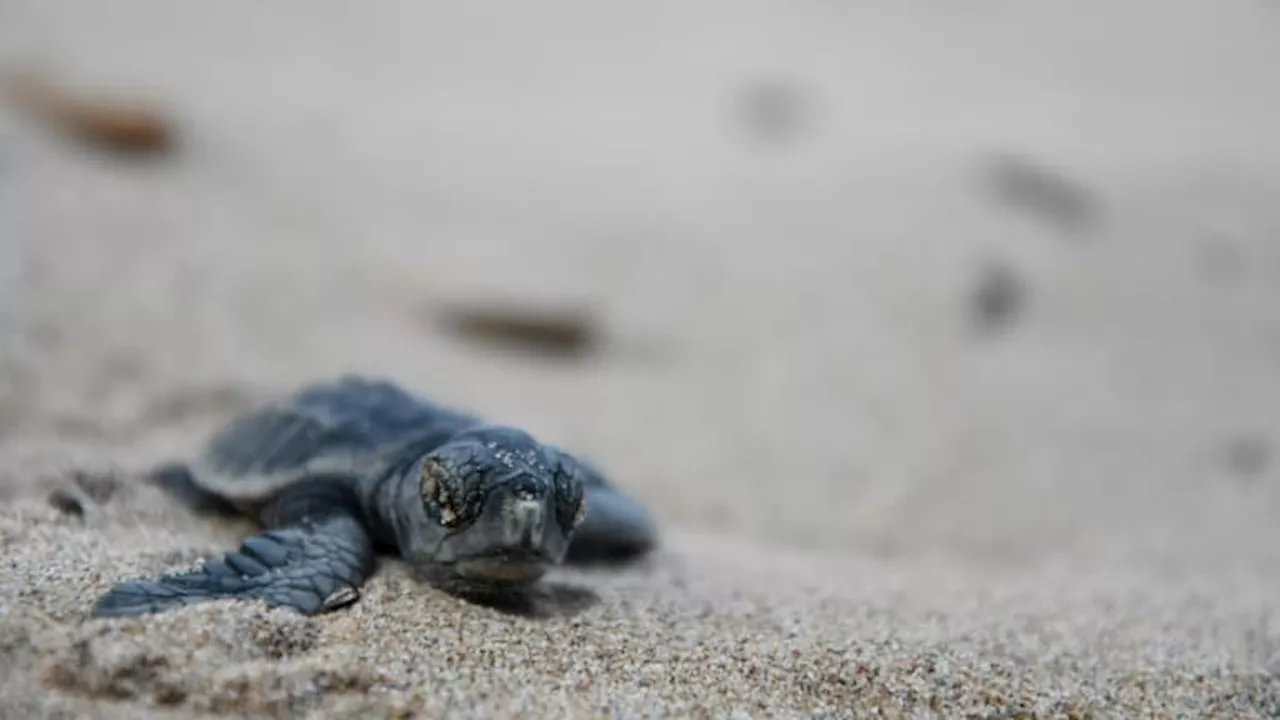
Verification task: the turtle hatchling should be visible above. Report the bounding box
[90,375,657,618]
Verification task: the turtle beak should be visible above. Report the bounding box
[475,479,568,562]
[503,496,546,548]
[429,478,570,581]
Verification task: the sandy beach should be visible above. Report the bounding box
[4,0,1280,716]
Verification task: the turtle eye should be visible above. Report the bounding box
[421,458,460,527]
[552,463,586,530]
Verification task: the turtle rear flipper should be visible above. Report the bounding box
[91,480,376,618]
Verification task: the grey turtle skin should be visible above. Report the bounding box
[91,375,657,618]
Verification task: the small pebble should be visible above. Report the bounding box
[46,488,85,518]
[736,79,808,144]
[1224,435,1270,479]
[970,261,1026,336]
[3,71,175,155]
[432,301,600,358]
[983,151,1101,235]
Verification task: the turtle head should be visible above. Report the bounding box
[403,427,587,588]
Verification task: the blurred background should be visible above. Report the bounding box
[2,0,1280,577]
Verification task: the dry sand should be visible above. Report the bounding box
[4,0,1280,717]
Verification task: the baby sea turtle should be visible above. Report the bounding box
[90,375,657,618]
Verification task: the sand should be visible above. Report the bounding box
[3,0,1280,717]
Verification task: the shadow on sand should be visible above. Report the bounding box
[459,581,602,620]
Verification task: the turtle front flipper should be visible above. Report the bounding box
[564,480,658,565]
[91,485,376,618]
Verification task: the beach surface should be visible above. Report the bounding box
[3,1,1280,716]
